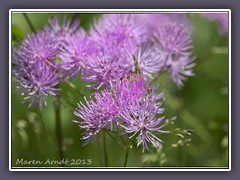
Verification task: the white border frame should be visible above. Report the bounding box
[9,9,231,171]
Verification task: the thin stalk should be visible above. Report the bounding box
[102,130,108,167]
[38,111,54,150]
[54,87,65,166]
[123,138,133,167]
[115,129,127,147]
[97,134,103,166]
[119,136,127,147]
[63,79,84,97]
[124,148,130,167]
[23,13,36,33]
[105,129,123,147]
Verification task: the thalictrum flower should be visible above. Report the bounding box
[126,44,166,79]
[119,94,167,152]
[16,31,59,66]
[150,13,195,88]
[73,91,118,145]
[59,29,98,78]
[73,75,170,151]
[166,55,195,88]
[13,31,60,109]
[153,21,193,57]
[81,51,134,90]
[90,14,147,52]
[44,16,80,45]
[73,76,147,144]
[13,60,59,109]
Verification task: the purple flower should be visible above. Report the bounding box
[201,13,228,35]
[119,93,167,152]
[74,91,118,145]
[13,31,60,109]
[73,76,147,144]
[90,14,147,51]
[81,14,155,89]
[13,60,59,109]
[89,14,148,64]
[153,21,192,57]
[16,31,59,66]
[44,16,80,45]
[135,13,169,39]
[59,29,98,77]
[81,51,134,89]
[73,75,170,151]
[148,13,195,88]
[112,75,147,109]
[82,14,163,89]
[166,55,195,88]
[126,44,166,79]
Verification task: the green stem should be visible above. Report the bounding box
[105,129,122,147]
[102,130,108,167]
[123,138,133,167]
[123,147,130,167]
[54,88,65,166]
[23,13,36,33]
[97,134,103,166]
[38,111,54,151]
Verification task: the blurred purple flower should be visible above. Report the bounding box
[135,13,169,39]
[146,13,195,88]
[201,13,228,35]
[126,44,166,79]
[90,14,148,57]
[166,55,195,88]
[153,21,192,57]
[59,29,98,77]
[44,16,80,45]
[91,14,147,44]
[137,13,193,41]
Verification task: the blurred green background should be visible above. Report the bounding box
[11,13,229,168]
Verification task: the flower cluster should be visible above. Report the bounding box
[13,14,196,108]
[13,31,60,109]
[74,76,167,151]
[13,16,92,108]
[12,13,201,151]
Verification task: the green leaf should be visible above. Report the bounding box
[12,24,24,40]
